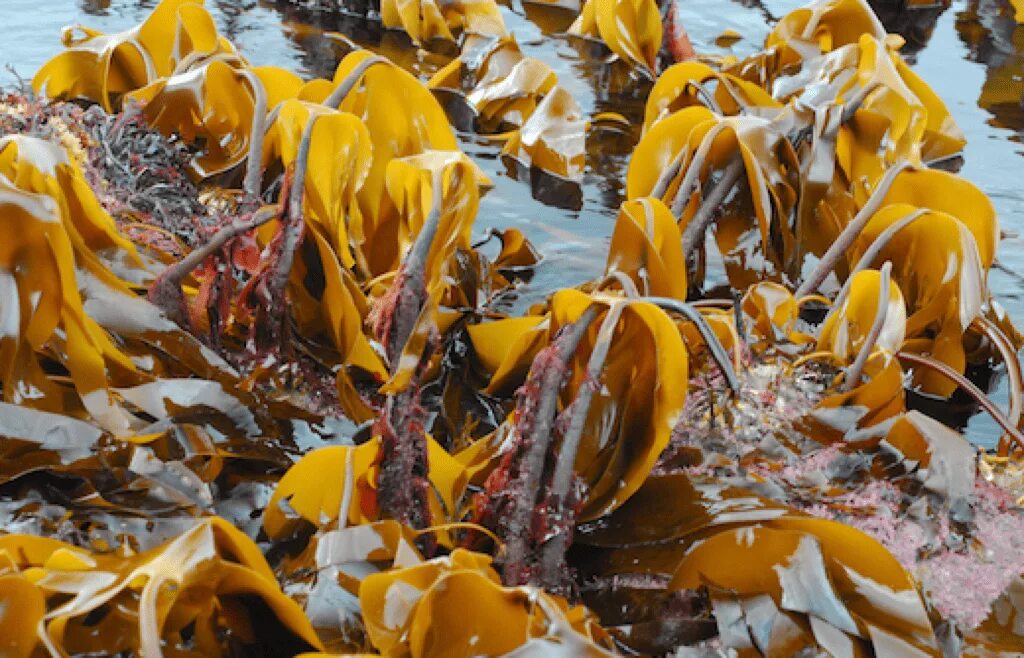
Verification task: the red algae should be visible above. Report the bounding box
[918,482,1024,629]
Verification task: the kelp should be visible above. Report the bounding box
[32,0,237,112]
[852,203,987,396]
[358,546,615,656]
[628,104,800,288]
[15,0,1024,654]
[381,0,506,44]
[502,86,587,182]
[429,36,558,132]
[0,133,149,433]
[605,197,688,300]
[300,51,488,278]
[0,517,321,655]
[129,59,302,179]
[428,35,592,187]
[461,289,691,592]
[569,0,663,74]
[30,0,298,184]
[629,0,968,289]
[669,519,939,655]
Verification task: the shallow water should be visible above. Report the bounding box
[1,0,1023,445]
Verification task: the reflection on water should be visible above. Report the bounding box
[958,0,1024,143]
[874,0,948,57]
[0,0,1023,442]
[80,0,112,14]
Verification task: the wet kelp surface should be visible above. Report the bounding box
[4,0,1024,654]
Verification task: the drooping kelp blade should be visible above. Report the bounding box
[0,518,322,655]
[32,0,236,112]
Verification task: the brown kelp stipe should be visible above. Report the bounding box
[644,296,740,392]
[149,204,280,328]
[492,305,601,588]
[844,261,893,391]
[795,160,916,298]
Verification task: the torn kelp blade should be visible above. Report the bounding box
[0,517,322,655]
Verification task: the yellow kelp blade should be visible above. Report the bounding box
[466,315,548,388]
[359,547,614,656]
[605,197,688,300]
[716,0,966,216]
[743,282,799,343]
[381,0,506,45]
[458,0,509,35]
[870,38,965,163]
[1010,0,1024,21]
[0,518,322,655]
[262,99,373,269]
[467,289,689,520]
[0,133,257,440]
[766,0,887,67]
[626,104,717,201]
[627,106,799,287]
[302,51,485,276]
[32,0,233,111]
[570,0,662,73]
[561,292,689,518]
[578,471,939,654]
[853,204,987,396]
[128,57,258,178]
[669,517,939,655]
[307,228,389,421]
[891,56,967,162]
[502,86,586,180]
[486,227,542,271]
[644,61,780,129]
[761,4,965,179]
[263,440,382,540]
[464,39,559,131]
[821,47,924,194]
[818,267,907,362]
[385,153,477,284]
[251,64,305,108]
[264,437,468,541]
[382,0,456,44]
[0,135,139,266]
[808,352,907,443]
[428,34,561,135]
[878,168,998,268]
[0,574,46,655]
[739,282,815,344]
[0,136,142,433]
[255,98,386,410]
[379,154,480,393]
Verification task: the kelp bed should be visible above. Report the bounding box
[4,0,1024,654]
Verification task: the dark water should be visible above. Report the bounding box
[1,0,1023,444]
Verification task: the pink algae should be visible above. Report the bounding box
[917,482,1024,629]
